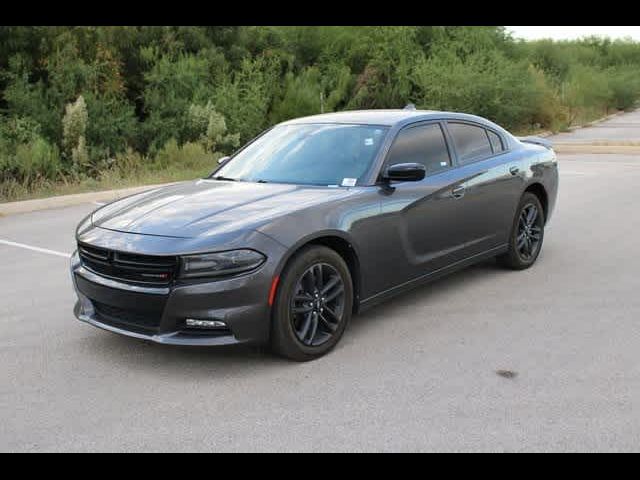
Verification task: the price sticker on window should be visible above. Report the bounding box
[341,178,357,187]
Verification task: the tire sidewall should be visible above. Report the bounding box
[509,193,545,268]
[272,246,353,361]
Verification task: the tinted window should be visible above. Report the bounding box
[386,124,451,175]
[448,123,493,165]
[488,130,504,153]
[216,124,388,186]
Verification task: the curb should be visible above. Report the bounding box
[553,143,640,155]
[0,182,174,216]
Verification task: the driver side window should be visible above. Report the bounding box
[386,124,452,176]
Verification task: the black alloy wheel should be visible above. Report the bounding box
[498,192,545,270]
[516,203,543,261]
[271,245,353,361]
[291,263,346,347]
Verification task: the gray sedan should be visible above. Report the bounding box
[71,109,558,360]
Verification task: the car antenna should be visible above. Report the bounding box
[403,103,416,111]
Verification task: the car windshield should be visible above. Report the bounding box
[213,123,389,186]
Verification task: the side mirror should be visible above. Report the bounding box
[384,163,426,182]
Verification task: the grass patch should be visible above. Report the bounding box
[1,165,213,203]
[1,143,220,203]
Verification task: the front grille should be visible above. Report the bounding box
[93,301,161,334]
[79,244,178,287]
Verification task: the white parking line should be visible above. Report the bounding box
[0,239,71,258]
[92,201,106,206]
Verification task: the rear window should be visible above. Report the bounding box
[448,123,493,165]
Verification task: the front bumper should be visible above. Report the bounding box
[70,247,279,347]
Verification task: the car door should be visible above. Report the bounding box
[443,121,522,258]
[373,122,480,293]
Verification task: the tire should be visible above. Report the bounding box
[498,192,545,270]
[271,245,353,361]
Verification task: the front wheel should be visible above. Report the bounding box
[498,192,545,270]
[271,246,353,361]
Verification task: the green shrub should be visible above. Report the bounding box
[271,67,323,123]
[607,67,640,110]
[141,51,225,151]
[3,54,65,145]
[84,92,138,160]
[412,48,547,130]
[562,65,612,124]
[0,116,43,146]
[347,26,419,109]
[0,135,62,185]
[528,66,566,131]
[213,54,281,143]
[153,139,215,171]
[186,102,240,153]
[109,147,145,176]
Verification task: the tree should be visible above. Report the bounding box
[186,102,239,153]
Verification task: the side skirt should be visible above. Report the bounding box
[357,244,508,313]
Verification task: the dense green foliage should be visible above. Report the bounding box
[1,26,640,201]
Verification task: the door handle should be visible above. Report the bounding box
[452,185,466,199]
[509,166,520,176]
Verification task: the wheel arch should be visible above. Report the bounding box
[524,182,549,223]
[275,231,362,314]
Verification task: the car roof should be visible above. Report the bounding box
[278,109,498,128]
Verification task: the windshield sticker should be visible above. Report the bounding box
[364,138,374,146]
[341,178,357,187]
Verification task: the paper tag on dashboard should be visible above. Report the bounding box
[341,178,357,187]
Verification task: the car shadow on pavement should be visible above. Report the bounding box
[347,259,504,337]
[81,327,288,379]
[82,259,506,376]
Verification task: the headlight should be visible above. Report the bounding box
[179,249,266,279]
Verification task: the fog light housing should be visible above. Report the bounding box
[185,318,227,329]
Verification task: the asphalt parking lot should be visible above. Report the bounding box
[1,115,640,451]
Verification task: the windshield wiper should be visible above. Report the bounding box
[212,175,238,182]
[255,179,269,183]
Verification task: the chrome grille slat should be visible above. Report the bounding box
[79,245,109,261]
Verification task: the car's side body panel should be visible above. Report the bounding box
[259,115,558,305]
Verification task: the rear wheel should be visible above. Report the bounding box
[498,192,545,270]
[271,246,353,361]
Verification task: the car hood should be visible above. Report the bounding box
[91,179,357,239]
